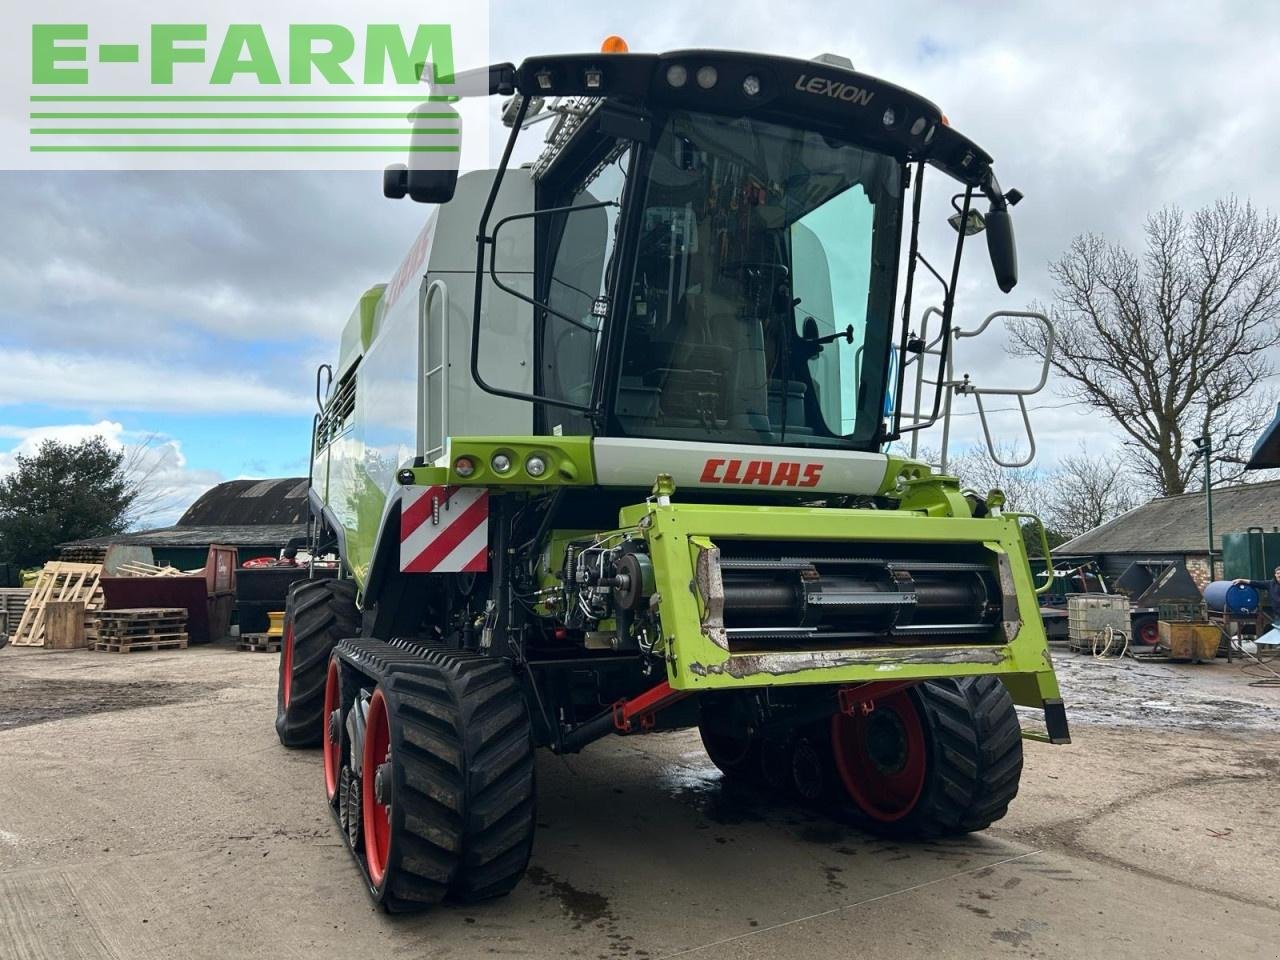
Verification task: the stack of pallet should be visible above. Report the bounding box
[239,609,284,652]
[9,562,104,647]
[91,608,189,653]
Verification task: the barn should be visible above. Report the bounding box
[64,477,309,570]
[1055,478,1280,589]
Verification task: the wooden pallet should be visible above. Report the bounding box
[91,636,189,653]
[237,633,281,652]
[11,563,104,647]
[93,608,188,644]
[115,560,191,578]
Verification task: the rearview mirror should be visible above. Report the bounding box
[985,206,1018,293]
[383,103,461,204]
[384,164,458,204]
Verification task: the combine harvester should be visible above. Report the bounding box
[277,41,1068,911]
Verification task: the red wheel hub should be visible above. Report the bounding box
[1137,620,1159,645]
[281,623,295,708]
[323,658,341,803]
[362,688,392,887]
[831,689,927,823]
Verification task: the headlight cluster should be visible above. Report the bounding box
[665,63,762,98]
[452,451,552,480]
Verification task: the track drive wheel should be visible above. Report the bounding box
[275,578,358,748]
[830,676,1023,838]
[361,653,536,912]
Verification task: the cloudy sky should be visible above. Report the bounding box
[2,1,1278,525]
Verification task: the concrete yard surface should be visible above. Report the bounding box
[1,645,1278,959]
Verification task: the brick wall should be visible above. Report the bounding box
[1184,554,1222,592]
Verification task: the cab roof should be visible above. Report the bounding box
[513,49,996,190]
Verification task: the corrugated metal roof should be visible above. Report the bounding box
[178,478,308,526]
[1247,404,1280,470]
[68,523,305,549]
[1057,478,1280,555]
[60,477,310,549]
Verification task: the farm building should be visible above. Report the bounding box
[1055,478,1280,589]
[63,477,309,570]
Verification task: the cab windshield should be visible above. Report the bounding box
[614,109,902,448]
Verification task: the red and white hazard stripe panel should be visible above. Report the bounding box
[399,486,489,574]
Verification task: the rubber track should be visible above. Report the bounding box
[338,638,535,911]
[275,579,358,748]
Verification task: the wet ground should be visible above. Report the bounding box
[1,645,1278,959]
[1043,645,1280,729]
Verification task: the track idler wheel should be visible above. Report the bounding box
[322,655,344,805]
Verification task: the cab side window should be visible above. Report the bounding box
[539,148,631,434]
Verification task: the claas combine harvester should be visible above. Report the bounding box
[275,41,1069,912]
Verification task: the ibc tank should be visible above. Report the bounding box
[1204,580,1260,615]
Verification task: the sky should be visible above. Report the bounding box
[2,1,1279,526]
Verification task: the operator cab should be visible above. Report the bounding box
[389,47,1022,455]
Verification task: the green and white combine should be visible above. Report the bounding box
[276,46,1068,912]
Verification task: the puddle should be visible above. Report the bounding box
[654,764,770,826]
[0,676,216,730]
[1032,655,1280,731]
[526,865,612,928]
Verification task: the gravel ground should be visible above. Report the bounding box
[1,644,1277,959]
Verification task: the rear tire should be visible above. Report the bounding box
[275,579,358,748]
[698,694,767,784]
[361,652,536,912]
[698,723,764,783]
[830,676,1023,838]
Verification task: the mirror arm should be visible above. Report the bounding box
[486,201,619,334]
[981,170,1006,209]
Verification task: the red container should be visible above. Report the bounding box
[100,545,238,643]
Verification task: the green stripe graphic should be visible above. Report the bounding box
[31,128,459,136]
[31,95,458,102]
[30,145,461,152]
[30,112,458,119]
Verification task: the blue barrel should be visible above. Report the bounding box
[1204,580,1260,615]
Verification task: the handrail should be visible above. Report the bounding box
[422,279,450,461]
[1005,511,1055,595]
[315,363,333,413]
[944,310,1055,469]
[953,310,1054,397]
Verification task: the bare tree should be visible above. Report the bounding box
[1011,197,1280,495]
[910,442,1048,512]
[118,434,187,530]
[941,444,1049,516]
[1043,443,1142,540]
